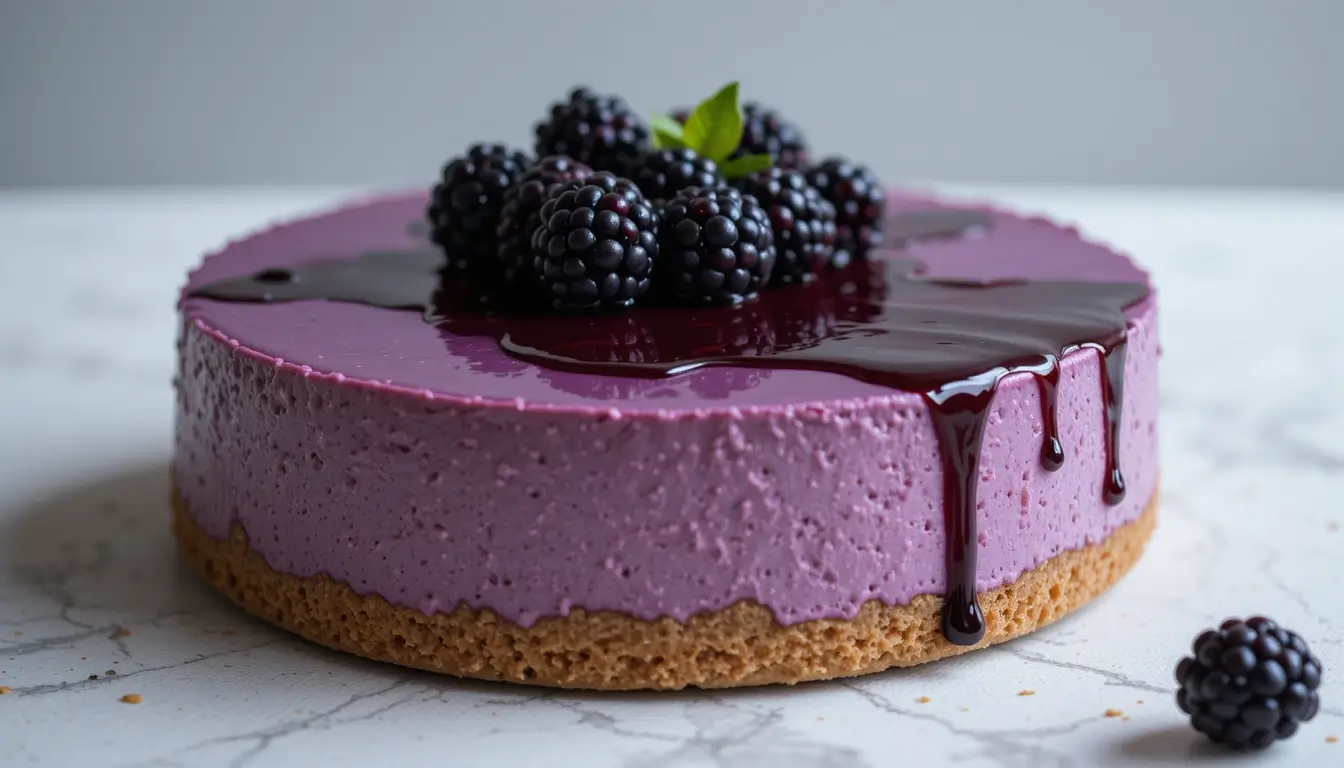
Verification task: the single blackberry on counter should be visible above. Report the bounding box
[627,148,724,204]
[805,158,886,267]
[533,172,658,311]
[657,186,776,305]
[1176,616,1323,750]
[495,155,592,290]
[671,102,809,169]
[734,168,836,285]
[428,143,533,274]
[535,88,650,175]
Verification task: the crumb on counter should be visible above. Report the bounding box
[88,674,99,681]
[0,686,12,695]
[1136,699,1144,705]
[916,696,932,704]
[105,670,117,676]
[1328,736,1339,744]
[958,707,969,712]
[1104,709,1124,718]
[120,693,142,704]
[115,627,132,637]
[13,631,22,637]
[1018,690,1036,697]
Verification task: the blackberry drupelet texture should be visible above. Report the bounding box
[734,168,837,285]
[627,148,724,204]
[671,102,809,169]
[428,144,533,274]
[1175,617,1323,750]
[535,88,650,176]
[496,155,592,290]
[806,158,887,268]
[533,172,659,311]
[657,186,776,305]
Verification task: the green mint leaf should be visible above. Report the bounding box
[650,113,686,150]
[652,127,685,150]
[683,82,743,163]
[719,153,773,179]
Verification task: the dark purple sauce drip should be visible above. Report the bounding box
[1092,340,1130,505]
[926,378,993,645]
[189,209,1147,646]
[1035,364,1066,472]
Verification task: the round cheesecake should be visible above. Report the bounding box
[173,190,1158,690]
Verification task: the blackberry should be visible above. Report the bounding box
[428,143,533,274]
[535,88,650,175]
[805,158,887,267]
[657,186,776,305]
[738,103,810,169]
[495,155,592,290]
[1176,617,1323,750]
[671,102,809,169]
[734,168,837,285]
[533,172,658,311]
[627,148,724,204]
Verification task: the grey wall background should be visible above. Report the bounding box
[2,1,1341,188]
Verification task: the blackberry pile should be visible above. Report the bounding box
[627,148,724,204]
[738,102,810,169]
[535,88,649,175]
[734,168,837,284]
[657,186,776,305]
[425,83,887,312]
[1176,616,1322,750]
[532,172,658,310]
[428,143,533,274]
[496,155,592,290]
[806,158,887,267]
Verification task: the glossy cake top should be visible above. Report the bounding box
[183,191,1150,412]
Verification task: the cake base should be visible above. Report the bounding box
[174,491,1157,690]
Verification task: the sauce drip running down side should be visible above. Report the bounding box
[190,209,1148,646]
[1034,364,1066,473]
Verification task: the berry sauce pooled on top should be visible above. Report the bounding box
[190,206,1149,646]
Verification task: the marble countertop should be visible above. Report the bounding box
[2,187,1342,767]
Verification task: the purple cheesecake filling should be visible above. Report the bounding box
[174,191,1158,627]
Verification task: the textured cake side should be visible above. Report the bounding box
[173,299,1159,629]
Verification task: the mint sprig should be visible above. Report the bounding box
[719,153,773,178]
[650,113,686,150]
[683,82,742,163]
[651,81,773,180]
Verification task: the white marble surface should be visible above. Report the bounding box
[1,187,1342,767]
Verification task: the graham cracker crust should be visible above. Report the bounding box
[174,491,1157,690]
